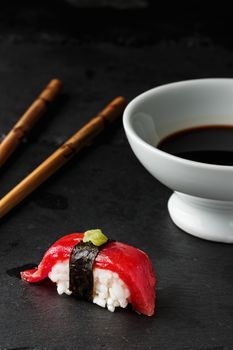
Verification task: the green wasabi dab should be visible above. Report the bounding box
[83,229,108,246]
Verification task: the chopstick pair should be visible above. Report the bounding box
[0,79,127,218]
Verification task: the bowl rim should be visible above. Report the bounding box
[123,78,233,172]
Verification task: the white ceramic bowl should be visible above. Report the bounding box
[123,79,233,243]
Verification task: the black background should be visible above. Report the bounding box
[0,1,233,349]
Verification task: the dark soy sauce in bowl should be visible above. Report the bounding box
[157,125,233,166]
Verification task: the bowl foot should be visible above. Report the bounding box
[168,192,233,243]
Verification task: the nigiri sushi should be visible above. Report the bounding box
[21,229,156,316]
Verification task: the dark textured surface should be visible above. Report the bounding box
[1,3,233,349]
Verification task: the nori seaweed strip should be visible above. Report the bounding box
[69,240,110,301]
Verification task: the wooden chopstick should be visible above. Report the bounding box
[0,96,127,218]
[0,79,63,167]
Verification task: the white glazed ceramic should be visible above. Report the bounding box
[123,79,233,243]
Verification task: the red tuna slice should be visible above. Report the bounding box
[21,234,156,316]
[21,233,84,282]
[95,241,156,316]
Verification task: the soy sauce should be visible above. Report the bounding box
[157,125,233,166]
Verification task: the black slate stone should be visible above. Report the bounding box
[0,4,233,350]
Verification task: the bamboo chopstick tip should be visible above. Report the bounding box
[48,79,63,91]
[39,79,64,103]
[100,96,127,123]
[113,96,127,106]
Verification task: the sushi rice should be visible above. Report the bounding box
[48,260,130,312]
